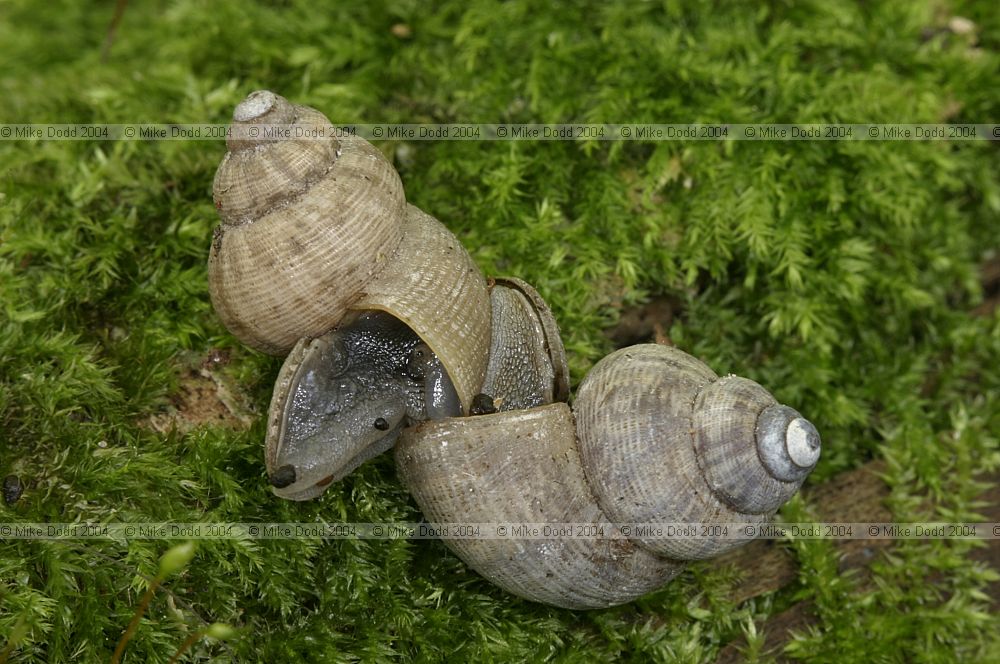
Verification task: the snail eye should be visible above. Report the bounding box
[406,343,432,380]
[374,417,389,431]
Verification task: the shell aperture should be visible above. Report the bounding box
[267,312,461,500]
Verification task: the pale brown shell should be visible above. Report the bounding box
[209,92,821,609]
[350,205,491,413]
[395,403,682,609]
[208,91,406,354]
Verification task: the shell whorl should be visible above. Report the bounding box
[208,91,406,354]
[349,205,491,413]
[213,92,344,227]
[395,403,682,610]
[693,377,818,515]
[756,404,821,481]
[574,344,820,560]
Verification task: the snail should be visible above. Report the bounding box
[208,91,568,500]
[395,344,821,608]
[206,91,821,608]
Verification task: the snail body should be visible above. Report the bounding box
[207,92,821,608]
[264,311,463,499]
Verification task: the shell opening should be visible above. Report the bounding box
[756,405,821,482]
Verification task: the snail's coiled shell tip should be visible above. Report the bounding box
[756,405,821,482]
[227,90,299,152]
[576,345,760,560]
[208,94,406,354]
[233,90,279,122]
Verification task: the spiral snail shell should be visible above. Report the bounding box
[206,91,821,608]
[396,344,820,608]
[209,91,567,499]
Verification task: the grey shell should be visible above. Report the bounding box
[395,403,683,609]
[397,344,821,608]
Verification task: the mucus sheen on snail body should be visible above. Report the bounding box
[207,90,822,608]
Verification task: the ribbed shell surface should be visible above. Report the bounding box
[574,345,766,560]
[212,107,340,226]
[693,376,802,514]
[351,205,491,414]
[208,129,406,354]
[395,403,682,609]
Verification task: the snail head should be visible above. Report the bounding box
[267,312,461,500]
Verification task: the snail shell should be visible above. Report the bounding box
[347,202,492,410]
[396,344,820,609]
[207,92,568,497]
[262,272,569,500]
[208,91,495,412]
[209,91,407,355]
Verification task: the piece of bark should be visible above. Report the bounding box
[714,254,1000,662]
[605,295,679,347]
[140,350,255,434]
[972,254,1000,316]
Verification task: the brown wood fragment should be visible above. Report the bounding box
[606,295,679,347]
[100,0,130,62]
[973,254,1000,316]
[717,602,817,664]
[714,461,892,605]
[968,478,1000,603]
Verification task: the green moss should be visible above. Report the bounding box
[1,0,999,661]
